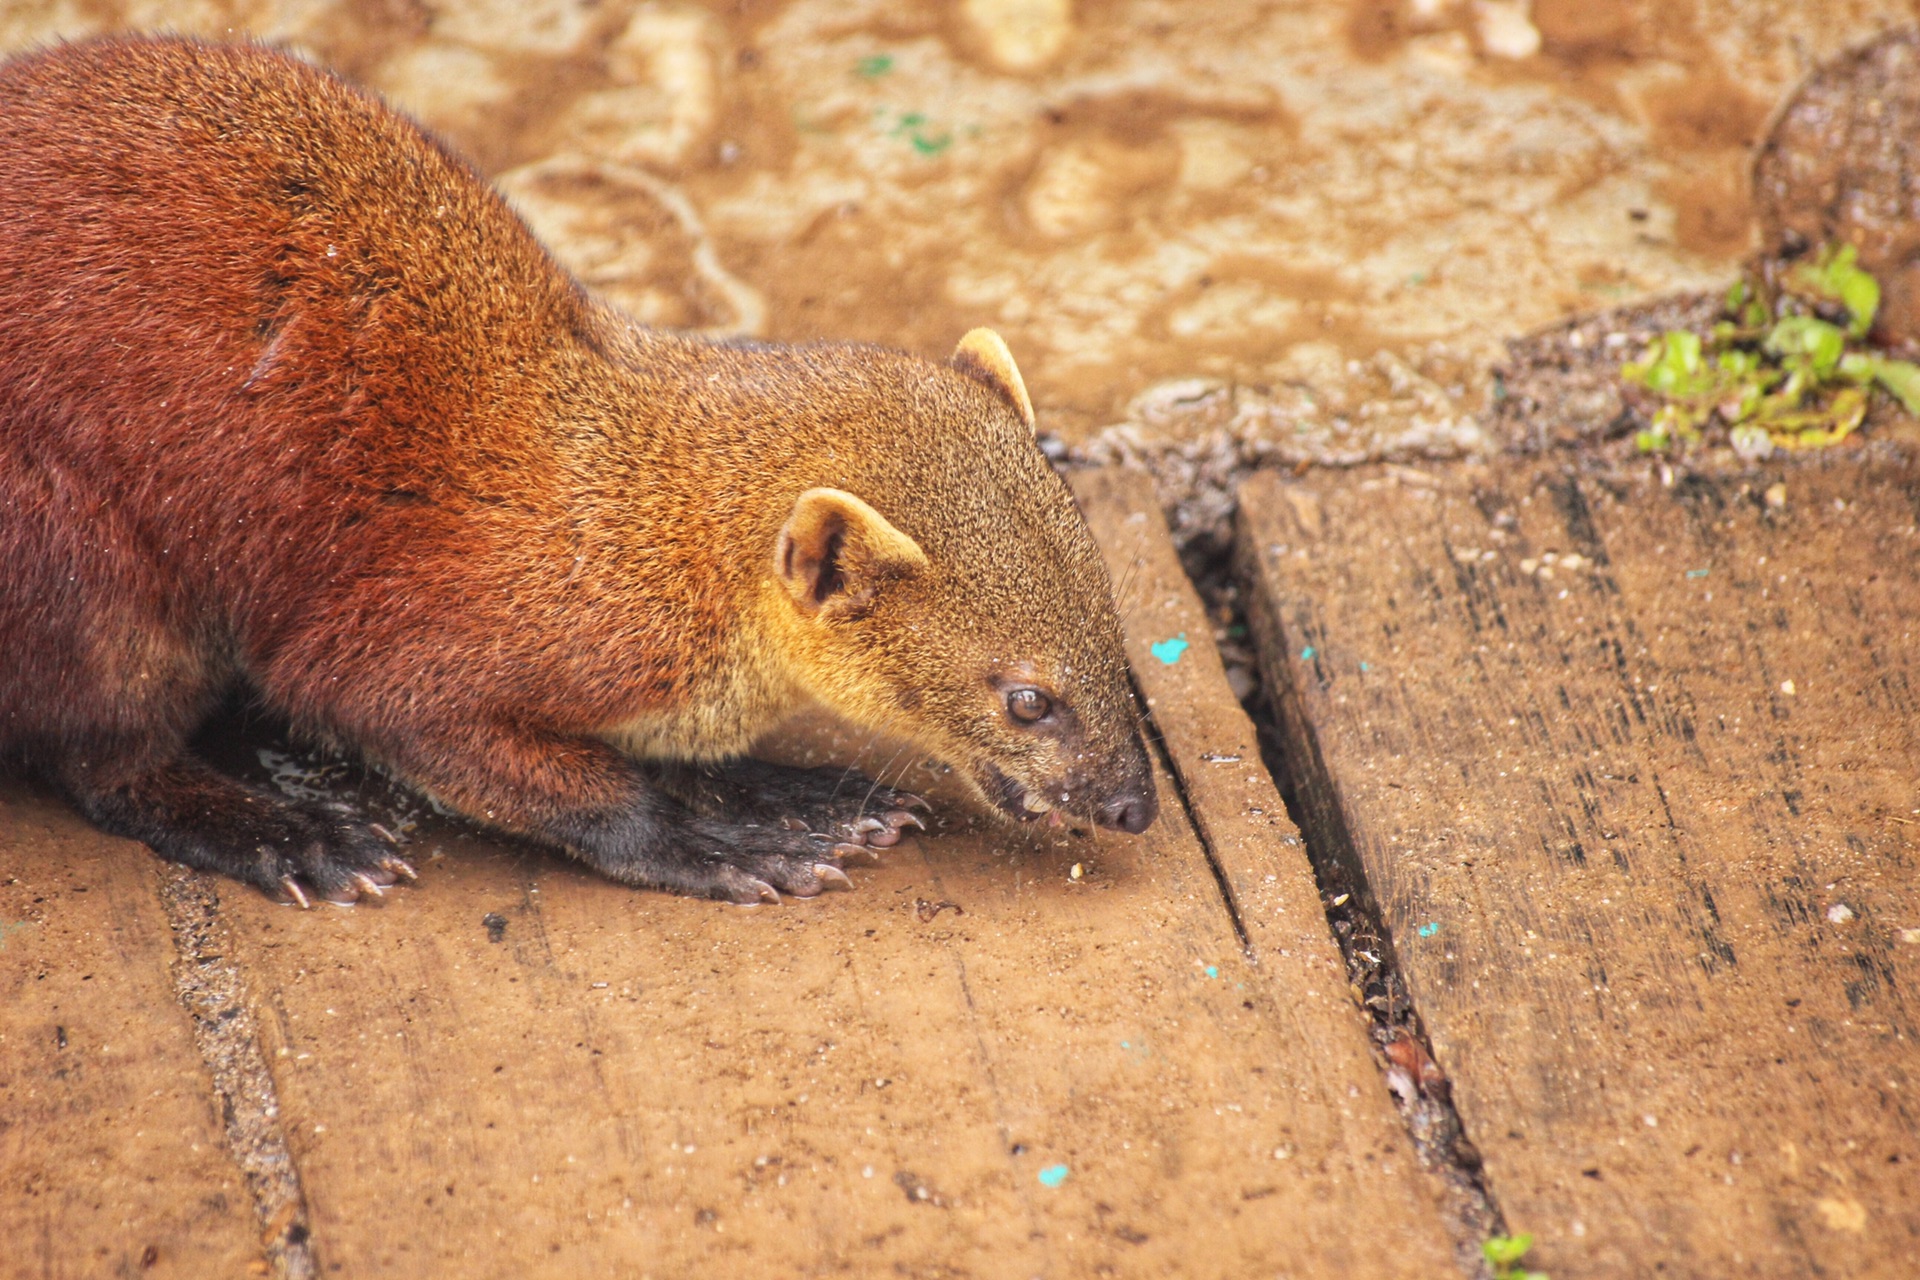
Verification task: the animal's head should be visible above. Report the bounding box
[765,330,1157,836]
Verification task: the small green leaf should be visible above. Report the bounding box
[1870,357,1920,415]
[1629,331,1711,397]
[1840,268,1880,337]
[1789,242,1881,336]
[1766,315,1847,377]
[1483,1234,1535,1266]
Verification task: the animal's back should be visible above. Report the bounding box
[0,38,583,557]
[0,38,594,740]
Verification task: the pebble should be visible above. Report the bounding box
[1473,0,1542,60]
[963,0,1074,71]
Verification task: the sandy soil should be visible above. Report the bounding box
[3,0,1915,461]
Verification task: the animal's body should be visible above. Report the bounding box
[0,36,1155,903]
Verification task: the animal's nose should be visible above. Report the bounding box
[1097,787,1157,834]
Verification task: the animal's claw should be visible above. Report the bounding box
[381,856,418,882]
[351,872,385,899]
[281,877,312,909]
[890,810,927,833]
[814,863,853,890]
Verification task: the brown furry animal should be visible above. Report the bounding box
[0,36,1156,904]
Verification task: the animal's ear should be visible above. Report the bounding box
[951,328,1035,433]
[775,488,929,618]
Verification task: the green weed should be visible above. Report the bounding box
[1622,244,1920,456]
[1483,1232,1548,1280]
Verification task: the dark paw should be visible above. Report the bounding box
[677,760,931,849]
[220,802,417,907]
[76,761,417,907]
[680,820,863,905]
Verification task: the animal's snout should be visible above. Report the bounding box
[1096,786,1157,834]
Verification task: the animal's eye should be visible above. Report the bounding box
[1007,688,1052,724]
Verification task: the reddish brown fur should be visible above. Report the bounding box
[0,36,1155,904]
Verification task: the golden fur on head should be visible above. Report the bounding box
[699,332,1154,827]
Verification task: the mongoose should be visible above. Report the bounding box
[0,36,1157,905]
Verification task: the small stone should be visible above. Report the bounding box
[1765,483,1788,509]
[1816,1196,1869,1233]
[963,0,1074,71]
[1827,903,1855,924]
[1780,680,1796,696]
[1474,0,1542,60]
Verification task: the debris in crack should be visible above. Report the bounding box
[158,867,317,1280]
[1177,536,1508,1280]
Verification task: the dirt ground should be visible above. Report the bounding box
[3,0,1916,457]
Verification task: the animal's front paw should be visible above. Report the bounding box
[245,804,418,907]
[72,760,417,907]
[680,820,863,904]
[698,760,931,849]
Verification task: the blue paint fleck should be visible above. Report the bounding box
[1686,568,1710,579]
[1359,661,1371,672]
[1417,921,1440,938]
[1038,1164,1070,1187]
[1204,965,1219,979]
[1120,1040,1130,1049]
[1150,634,1189,665]
[1300,646,1317,660]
